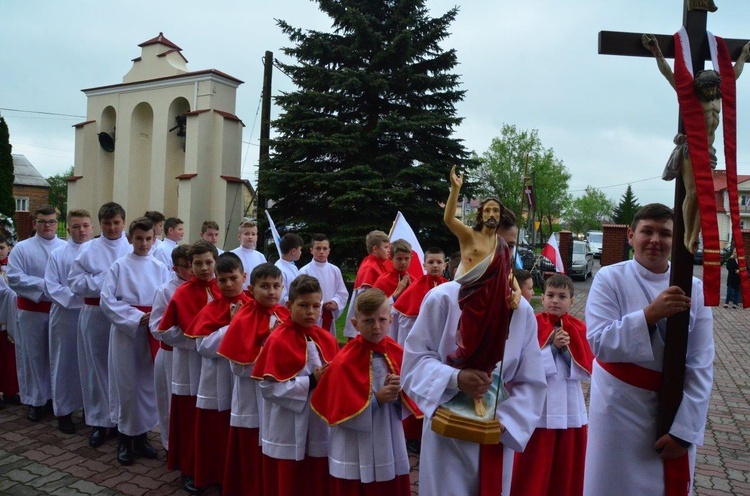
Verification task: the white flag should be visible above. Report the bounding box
[388,211,426,279]
[264,210,283,259]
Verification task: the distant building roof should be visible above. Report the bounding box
[12,154,50,188]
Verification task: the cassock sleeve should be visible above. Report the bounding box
[401,287,461,418]
[100,264,146,338]
[149,285,169,340]
[6,248,45,302]
[259,377,311,414]
[195,326,229,359]
[671,278,714,446]
[332,267,349,316]
[230,362,254,378]
[585,267,655,363]
[496,303,547,452]
[44,250,76,308]
[68,252,105,297]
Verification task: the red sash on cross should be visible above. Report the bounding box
[711,33,750,307]
[673,28,721,306]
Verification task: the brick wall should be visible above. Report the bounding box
[558,231,573,274]
[743,230,750,259]
[602,224,630,267]
[12,185,50,241]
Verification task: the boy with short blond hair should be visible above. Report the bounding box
[157,240,221,493]
[186,252,250,492]
[312,288,419,496]
[275,233,303,305]
[252,275,340,496]
[343,230,390,339]
[101,217,170,465]
[231,220,266,289]
[68,202,130,447]
[299,233,349,337]
[149,244,192,452]
[218,262,290,495]
[511,273,592,496]
[44,208,93,433]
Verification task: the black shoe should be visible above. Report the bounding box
[6,394,21,405]
[181,475,203,495]
[133,433,158,459]
[27,406,44,422]
[406,439,422,455]
[117,434,134,465]
[89,427,107,447]
[57,414,76,434]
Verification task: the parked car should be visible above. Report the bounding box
[586,231,603,259]
[693,245,733,265]
[570,240,594,281]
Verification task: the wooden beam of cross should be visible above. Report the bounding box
[598,2,749,440]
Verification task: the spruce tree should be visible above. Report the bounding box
[612,184,641,226]
[266,0,475,263]
[0,116,15,218]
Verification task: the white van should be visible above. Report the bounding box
[586,231,603,259]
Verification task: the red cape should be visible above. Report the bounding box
[185,292,251,338]
[217,299,290,364]
[536,312,593,375]
[373,269,415,298]
[392,274,447,317]
[158,277,221,332]
[354,254,387,289]
[311,335,422,426]
[251,321,339,382]
[448,236,513,375]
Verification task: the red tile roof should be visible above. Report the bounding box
[139,32,181,51]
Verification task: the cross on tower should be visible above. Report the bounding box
[598,1,749,439]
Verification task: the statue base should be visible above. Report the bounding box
[431,405,503,445]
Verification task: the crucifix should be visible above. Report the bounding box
[598,0,749,440]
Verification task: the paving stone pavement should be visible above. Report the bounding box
[0,289,747,495]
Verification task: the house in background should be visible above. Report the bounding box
[714,169,750,247]
[12,154,50,241]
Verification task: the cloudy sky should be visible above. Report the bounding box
[3,0,750,207]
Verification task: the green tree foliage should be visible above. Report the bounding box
[563,186,614,235]
[46,166,74,219]
[265,0,475,263]
[478,124,571,240]
[0,116,15,218]
[611,184,641,226]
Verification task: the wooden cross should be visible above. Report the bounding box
[598,2,749,439]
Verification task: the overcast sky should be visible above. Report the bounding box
[3,0,750,207]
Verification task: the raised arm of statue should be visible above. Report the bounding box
[444,165,474,247]
[642,34,676,89]
[734,41,750,79]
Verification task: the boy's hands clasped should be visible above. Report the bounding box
[375,373,401,406]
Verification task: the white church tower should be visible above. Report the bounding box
[69,33,245,247]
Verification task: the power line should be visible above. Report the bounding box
[569,175,662,193]
[0,107,85,119]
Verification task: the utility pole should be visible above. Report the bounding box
[256,51,273,252]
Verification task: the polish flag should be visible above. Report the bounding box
[541,233,565,274]
[388,211,426,280]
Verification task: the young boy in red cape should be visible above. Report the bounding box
[218,263,290,496]
[0,235,19,410]
[252,275,339,496]
[511,274,593,496]
[342,230,390,339]
[185,252,250,492]
[311,288,421,496]
[373,239,415,305]
[157,240,220,494]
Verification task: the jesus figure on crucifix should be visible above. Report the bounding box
[642,33,750,253]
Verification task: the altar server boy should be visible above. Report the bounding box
[149,244,191,451]
[186,252,250,491]
[298,233,349,337]
[157,240,220,494]
[44,209,93,433]
[275,233,303,305]
[231,220,266,289]
[100,217,169,465]
[252,275,340,496]
[373,239,415,302]
[511,274,592,496]
[218,262,290,496]
[343,230,390,339]
[68,202,130,447]
[0,236,20,409]
[311,288,420,496]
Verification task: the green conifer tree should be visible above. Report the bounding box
[0,116,15,218]
[612,184,641,226]
[265,0,475,262]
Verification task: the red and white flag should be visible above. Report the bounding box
[541,233,565,274]
[388,211,426,280]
